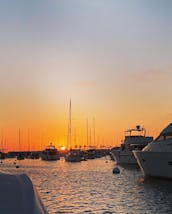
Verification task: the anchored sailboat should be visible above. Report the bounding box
[65,99,82,162]
[17,128,25,160]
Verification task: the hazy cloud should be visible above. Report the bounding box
[132,68,169,82]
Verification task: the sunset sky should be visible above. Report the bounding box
[0,0,172,151]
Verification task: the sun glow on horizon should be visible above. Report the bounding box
[60,146,66,151]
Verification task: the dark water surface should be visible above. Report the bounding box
[1,157,172,214]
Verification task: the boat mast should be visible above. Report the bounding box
[93,117,96,148]
[41,131,44,151]
[1,128,3,152]
[89,127,91,148]
[74,128,77,148]
[67,99,72,150]
[86,118,89,149]
[27,128,30,152]
[18,128,21,152]
[4,137,6,152]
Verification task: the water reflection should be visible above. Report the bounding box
[140,176,172,213]
[0,158,172,213]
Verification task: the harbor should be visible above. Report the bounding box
[1,0,172,213]
[1,122,172,213]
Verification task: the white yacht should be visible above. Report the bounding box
[41,143,60,161]
[133,123,172,179]
[111,125,153,164]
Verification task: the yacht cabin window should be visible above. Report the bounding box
[165,135,172,140]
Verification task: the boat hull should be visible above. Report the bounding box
[0,173,47,214]
[41,154,60,161]
[133,151,172,179]
[65,156,81,162]
[111,149,137,164]
[65,154,82,162]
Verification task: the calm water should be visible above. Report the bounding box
[1,157,172,214]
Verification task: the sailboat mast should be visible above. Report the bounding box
[89,127,91,148]
[27,128,30,152]
[67,99,72,150]
[86,119,89,149]
[18,128,21,152]
[93,117,96,148]
[1,128,3,152]
[74,128,76,148]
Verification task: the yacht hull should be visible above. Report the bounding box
[133,151,172,179]
[111,150,137,164]
[41,154,60,161]
[65,156,81,162]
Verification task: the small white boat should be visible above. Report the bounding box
[133,123,172,179]
[41,143,60,161]
[0,173,47,214]
[111,125,153,164]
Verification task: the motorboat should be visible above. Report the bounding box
[0,152,6,159]
[29,152,40,159]
[111,125,153,164]
[65,149,82,162]
[41,143,60,161]
[133,123,172,179]
[17,152,25,160]
[0,173,47,214]
[109,147,120,160]
[85,149,96,159]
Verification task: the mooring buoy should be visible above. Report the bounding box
[112,167,120,174]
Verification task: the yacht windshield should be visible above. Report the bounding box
[155,133,172,141]
[155,135,164,141]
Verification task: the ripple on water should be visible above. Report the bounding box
[1,158,172,214]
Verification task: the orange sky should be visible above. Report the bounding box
[1,98,171,152]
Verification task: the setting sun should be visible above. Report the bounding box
[60,146,66,151]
